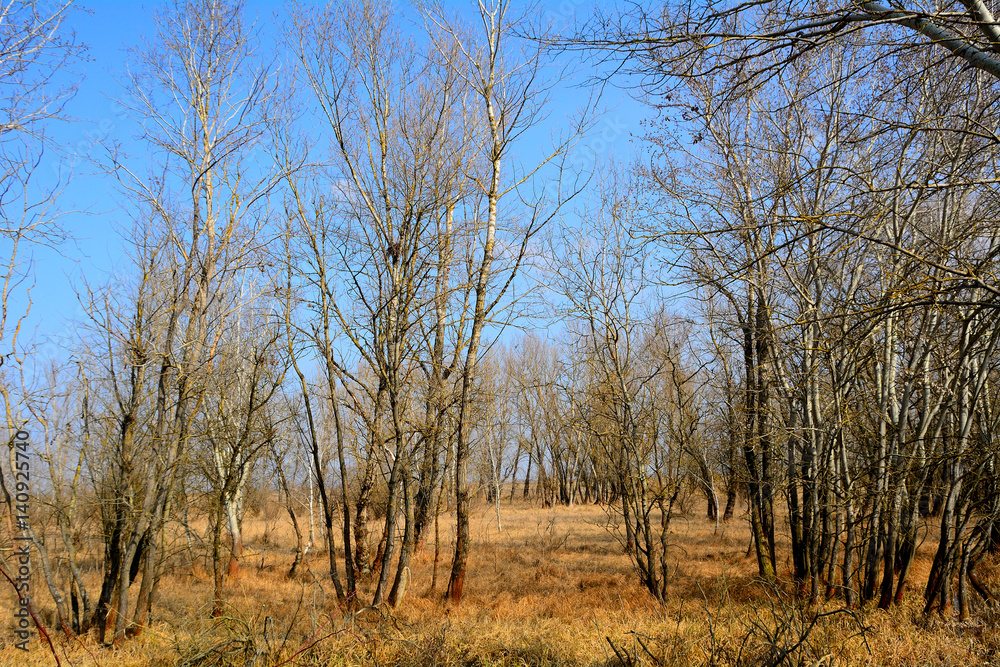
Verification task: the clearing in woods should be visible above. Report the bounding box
[0,498,996,666]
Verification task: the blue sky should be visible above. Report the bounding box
[19,0,650,364]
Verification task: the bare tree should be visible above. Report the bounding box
[285,0,483,607]
[200,298,284,615]
[0,0,80,436]
[421,0,588,605]
[96,0,279,643]
[550,170,692,601]
[0,0,78,365]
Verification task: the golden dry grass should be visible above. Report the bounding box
[0,497,998,666]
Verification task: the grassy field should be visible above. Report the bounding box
[0,498,998,666]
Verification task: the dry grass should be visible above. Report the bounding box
[0,497,998,666]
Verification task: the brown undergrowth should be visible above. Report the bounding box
[0,499,997,666]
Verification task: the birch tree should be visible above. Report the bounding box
[421,0,587,605]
